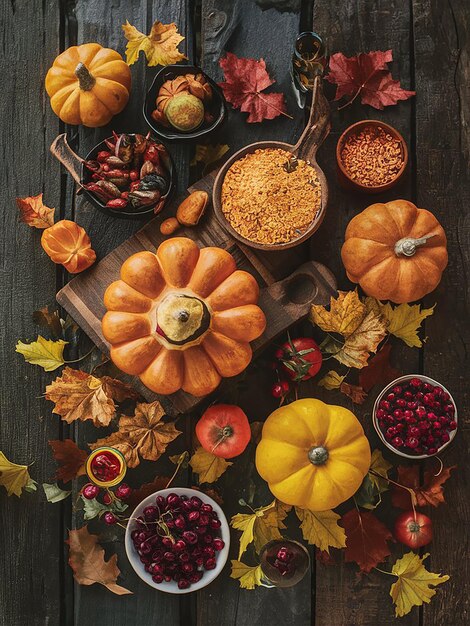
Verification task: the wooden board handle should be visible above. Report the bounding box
[293,75,331,161]
[50,134,83,184]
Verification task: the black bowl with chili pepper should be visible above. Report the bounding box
[81,132,175,219]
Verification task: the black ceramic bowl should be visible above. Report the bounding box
[81,134,175,220]
[143,64,227,141]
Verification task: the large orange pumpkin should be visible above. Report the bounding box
[45,43,131,127]
[102,238,267,397]
[41,220,96,273]
[341,200,448,303]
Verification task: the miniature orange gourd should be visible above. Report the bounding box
[341,200,448,303]
[102,237,267,397]
[45,43,131,127]
[41,220,96,273]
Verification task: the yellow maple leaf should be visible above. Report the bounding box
[295,507,346,553]
[17,193,55,229]
[311,290,366,336]
[189,447,232,484]
[318,370,345,390]
[122,20,186,67]
[190,144,230,171]
[379,301,435,348]
[390,552,449,617]
[231,500,286,559]
[16,336,67,371]
[0,451,36,497]
[230,560,263,589]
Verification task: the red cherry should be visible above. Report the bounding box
[82,483,100,500]
[204,558,217,570]
[103,512,117,525]
[280,380,290,394]
[271,383,284,398]
[115,483,132,500]
[449,420,457,430]
[152,574,164,584]
[213,538,225,551]
[103,492,112,505]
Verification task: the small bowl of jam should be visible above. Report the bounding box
[86,447,127,487]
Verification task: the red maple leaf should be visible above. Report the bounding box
[359,344,401,392]
[49,439,87,483]
[218,52,289,123]
[391,464,456,509]
[342,509,393,573]
[326,49,415,110]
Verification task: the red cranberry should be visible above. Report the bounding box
[405,415,417,424]
[416,391,424,400]
[203,534,213,545]
[405,437,419,449]
[196,526,207,535]
[423,382,433,392]
[418,421,430,431]
[182,562,194,574]
[376,408,386,419]
[195,556,204,567]
[403,410,414,419]
[189,572,203,584]
[432,421,442,430]
[103,512,117,525]
[407,401,418,410]
[441,432,450,443]
[441,391,450,401]
[392,385,403,395]
[151,563,164,574]
[203,546,216,558]
[444,403,455,414]
[393,409,404,420]
[396,423,405,432]
[403,391,413,401]
[416,406,426,418]
[115,483,132,500]
[392,437,404,448]
[379,400,391,410]
[386,426,397,438]
[164,575,172,582]
[423,394,434,406]
[410,377,422,388]
[449,420,457,430]
[82,483,100,500]
[396,399,407,408]
[386,392,395,402]
[409,426,420,437]
[428,447,438,455]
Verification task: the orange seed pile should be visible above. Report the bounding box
[340,125,404,187]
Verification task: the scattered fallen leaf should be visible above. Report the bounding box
[219,52,289,123]
[391,464,455,509]
[377,301,435,348]
[81,495,128,521]
[326,49,415,110]
[295,507,346,553]
[355,449,393,510]
[0,451,36,497]
[16,336,67,371]
[32,306,63,338]
[254,500,291,553]
[390,552,449,617]
[43,482,71,503]
[67,526,132,595]
[17,193,55,229]
[230,560,263,589]
[100,377,140,403]
[190,144,229,171]
[122,19,186,66]
[342,509,393,573]
[126,476,171,509]
[48,439,87,482]
[90,401,181,468]
[318,370,345,390]
[311,291,387,368]
[231,501,275,559]
[189,446,232,484]
[169,451,190,469]
[359,344,401,392]
[340,381,367,404]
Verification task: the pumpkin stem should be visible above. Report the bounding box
[394,234,435,257]
[75,62,96,91]
[308,445,329,465]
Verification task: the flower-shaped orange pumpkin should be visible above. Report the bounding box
[102,238,267,397]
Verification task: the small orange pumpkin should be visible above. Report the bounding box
[102,237,266,397]
[41,220,96,273]
[341,200,448,303]
[45,43,131,127]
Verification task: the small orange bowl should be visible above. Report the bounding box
[336,120,408,194]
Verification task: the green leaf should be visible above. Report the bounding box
[16,336,68,371]
[43,482,71,503]
[81,496,128,521]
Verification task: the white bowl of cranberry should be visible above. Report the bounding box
[125,487,230,593]
[373,375,458,459]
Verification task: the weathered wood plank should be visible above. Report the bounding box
[0,1,63,625]
[413,2,470,625]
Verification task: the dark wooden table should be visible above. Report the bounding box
[1,1,469,625]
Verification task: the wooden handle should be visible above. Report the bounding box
[266,260,337,318]
[50,134,83,184]
[293,75,331,161]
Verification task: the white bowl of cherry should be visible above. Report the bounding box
[373,374,458,460]
[125,487,230,593]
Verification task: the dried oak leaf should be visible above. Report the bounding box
[48,439,87,483]
[45,367,137,427]
[219,52,289,123]
[295,507,346,553]
[89,401,181,468]
[342,509,393,573]
[189,447,232,484]
[391,464,456,509]
[390,552,449,617]
[17,193,55,229]
[359,343,401,392]
[122,20,186,67]
[66,526,132,595]
[326,49,415,110]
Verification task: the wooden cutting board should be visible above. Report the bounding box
[56,174,337,414]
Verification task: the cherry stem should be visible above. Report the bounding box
[370,469,417,512]
[165,453,187,489]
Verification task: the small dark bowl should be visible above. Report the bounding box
[81,134,175,220]
[143,64,227,141]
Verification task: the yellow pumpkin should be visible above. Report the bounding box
[255,398,371,511]
[102,237,266,397]
[45,43,131,127]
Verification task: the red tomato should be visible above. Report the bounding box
[279,337,322,381]
[196,404,251,459]
[394,511,433,549]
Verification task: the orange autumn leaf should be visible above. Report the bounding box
[340,381,367,404]
[48,439,87,483]
[391,465,456,509]
[342,509,393,573]
[45,367,138,427]
[89,401,181,468]
[17,193,55,229]
[66,526,132,595]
